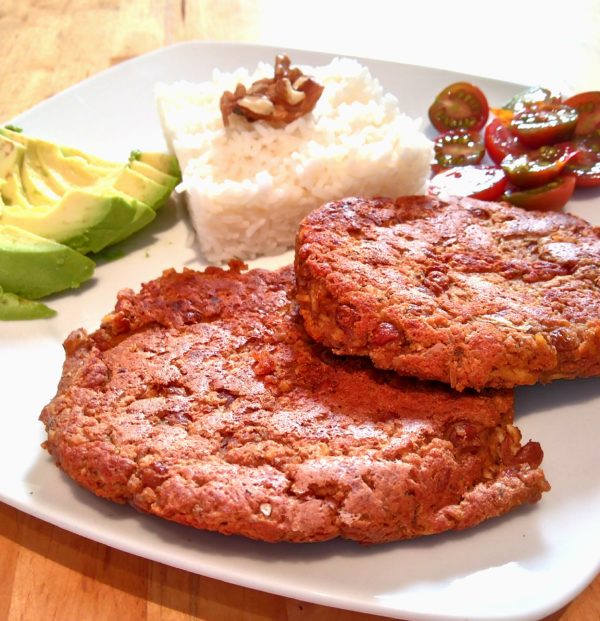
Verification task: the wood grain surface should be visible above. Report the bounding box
[1,1,599,620]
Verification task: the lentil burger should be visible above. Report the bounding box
[295,195,600,391]
[40,264,548,543]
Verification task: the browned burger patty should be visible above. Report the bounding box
[40,263,548,543]
[295,195,600,391]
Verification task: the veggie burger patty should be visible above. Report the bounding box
[40,263,548,543]
[295,195,600,391]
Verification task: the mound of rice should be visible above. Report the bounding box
[156,57,433,262]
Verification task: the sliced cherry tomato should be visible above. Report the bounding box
[510,103,578,148]
[501,144,579,188]
[502,175,576,211]
[503,86,561,113]
[484,118,529,165]
[490,88,561,125]
[428,82,489,132]
[429,166,508,201]
[433,129,484,171]
[564,132,600,187]
[563,91,600,136]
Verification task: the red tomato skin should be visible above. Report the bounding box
[510,104,578,148]
[502,176,576,211]
[485,118,529,165]
[564,132,600,187]
[501,145,579,189]
[503,86,561,113]
[433,129,485,170]
[429,166,508,201]
[563,91,600,136]
[428,82,489,132]
[565,157,600,188]
[567,171,600,188]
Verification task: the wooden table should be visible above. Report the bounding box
[1,2,599,619]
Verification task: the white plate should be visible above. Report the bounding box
[2,42,599,621]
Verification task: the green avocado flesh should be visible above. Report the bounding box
[0,224,95,299]
[0,288,56,320]
[0,128,181,255]
[0,127,181,319]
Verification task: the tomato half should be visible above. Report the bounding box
[564,91,600,136]
[433,129,484,171]
[510,103,578,148]
[429,166,508,201]
[503,86,561,113]
[428,82,489,132]
[564,132,600,187]
[501,144,578,188]
[502,175,576,211]
[484,118,529,165]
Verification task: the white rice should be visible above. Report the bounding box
[156,57,433,262]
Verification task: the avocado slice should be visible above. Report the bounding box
[0,135,25,179]
[129,159,179,187]
[0,224,95,299]
[10,137,160,251]
[31,139,106,193]
[1,161,31,210]
[1,190,155,255]
[0,136,28,205]
[0,128,181,255]
[112,167,172,210]
[20,146,62,205]
[131,150,181,178]
[0,287,56,320]
[3,130,179,181]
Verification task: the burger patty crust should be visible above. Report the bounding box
[40,264,548,543]
[295,195,600,391]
